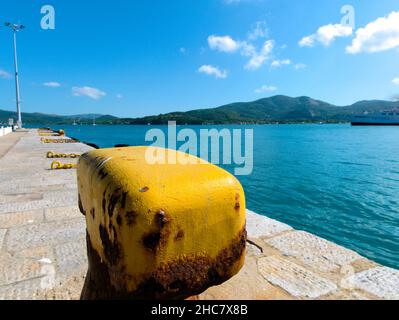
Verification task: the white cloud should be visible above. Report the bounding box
[72,86,106,100]
[294,63,307,70]
[346,11,399,54]
[43,82,61,88]
[245,40,274,70]
[207,23,275,71]
[317,24,353,46]
[299,35,315,47]
[248,21,268,41]
[116,93,123,99]
[208,35,240,53]
[0,69,11,79]
[198,65,227,79]
[392,78,399,85]
[299,24,353,47]
[254,85,277,93]
[240,42,256,57]
[271,59,291,68]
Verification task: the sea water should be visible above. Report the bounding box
[35,124,399,269]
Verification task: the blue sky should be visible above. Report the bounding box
[0,0,399,117]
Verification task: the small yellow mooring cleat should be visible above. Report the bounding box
[78,146,247,300]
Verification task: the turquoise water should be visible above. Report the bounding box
[34,124,399,269]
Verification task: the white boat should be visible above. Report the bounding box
[351,109,399,126]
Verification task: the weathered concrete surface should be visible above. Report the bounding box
[267,231,362,273]
[258,256,337,299]
[343,267,399,300]
[200,206,399,300]
[0,130,26,158]
[0,229,6,250]
[246,209,292,238]
[0,129,398,300]
[0,130,91,299]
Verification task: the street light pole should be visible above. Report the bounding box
[5,22,25,129]
[12,28,22,128]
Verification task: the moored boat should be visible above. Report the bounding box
[351,109,399,126]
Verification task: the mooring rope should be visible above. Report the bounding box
[38,129,65,136]
[50,161,77,170]
[46,151,81,159]
[41,138,78,144]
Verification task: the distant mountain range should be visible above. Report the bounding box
[0,109,117,125]
[1,95,398,125]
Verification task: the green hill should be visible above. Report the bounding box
[0,109,117,125]
[1,95,398,125]
[121,96,399,124]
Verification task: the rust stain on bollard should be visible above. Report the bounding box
[77,146,247,300]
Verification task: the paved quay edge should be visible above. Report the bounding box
[0,129,398,300]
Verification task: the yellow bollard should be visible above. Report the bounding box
[77,146,247,300]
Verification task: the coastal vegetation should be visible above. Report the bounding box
[1,95,398,125]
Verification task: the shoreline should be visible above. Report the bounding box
[0,129,398,300]
[24,122,351,126]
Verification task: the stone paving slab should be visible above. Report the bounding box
[0,180,77,194]
[15,245,55,261]
[343,267,399,300]
[258,256,338,299]
[0,131,26,158]
[5,218,85,252]
[0,229,6,250]
[37,275,85,300]
[246,242,264,256]
[54,239,87,281]
[45,206,82,222]
[0,210,44,228]
[0,277,44,300]
[246,210,292,238]
[0,130,91,300]
[267,231,362,273]
[0,189,78,214]
[0,192,44,205]
[201,256,292,300]
[0,252,43,287]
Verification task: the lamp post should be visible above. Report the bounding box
[5,22,25,129]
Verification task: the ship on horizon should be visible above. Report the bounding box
[351,109,399,126]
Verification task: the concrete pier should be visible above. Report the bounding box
[0,129,398,300]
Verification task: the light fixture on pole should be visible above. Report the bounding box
[5,22,25,129]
